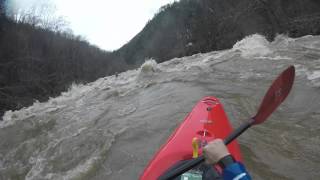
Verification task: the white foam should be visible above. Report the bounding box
[0,66,142,128]
[296,65,320,87]
[271,34,295,48]
[1,33,317,129]
[0,83,93,128]
[140,59,159,74]
[1,33,320,179]
[233,34,272,58]
[256,55,292,61]
[307,70,320,80]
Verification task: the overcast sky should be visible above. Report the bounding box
[55,0,179,51]
[6,0,176,51]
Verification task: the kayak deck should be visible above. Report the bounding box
[140,96,242,180]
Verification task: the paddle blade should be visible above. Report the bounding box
[252,66,295,125]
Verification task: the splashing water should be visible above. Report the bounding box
[232,34,272,58]
[1,34,320,180]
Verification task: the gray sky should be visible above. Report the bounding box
[6,0,176,51]
[54,0,177,51]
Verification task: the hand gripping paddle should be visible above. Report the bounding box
[159,66,295,180]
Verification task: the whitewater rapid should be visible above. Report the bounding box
[1,34,320,180]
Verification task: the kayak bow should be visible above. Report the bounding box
[156,66,295,179]
[140,96,242,180]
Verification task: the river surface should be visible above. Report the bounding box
[0,34,320,180]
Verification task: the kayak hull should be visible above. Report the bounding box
[140,96,242,180]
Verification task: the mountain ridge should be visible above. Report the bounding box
[116,0,320,65]
[1,0,320,118]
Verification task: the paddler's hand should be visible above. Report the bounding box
[203,139,230,165]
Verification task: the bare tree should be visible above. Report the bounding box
[5,0,23,22]
[5,0,69,32]
[0,0,5,16]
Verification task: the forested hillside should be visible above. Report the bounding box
[1,0,320,118]
[0,0,128,117]
[118,0,320,65]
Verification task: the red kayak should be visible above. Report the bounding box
[140,96,242,180]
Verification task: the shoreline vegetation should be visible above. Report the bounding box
[1,0,320,118]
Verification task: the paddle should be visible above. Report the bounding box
[158,65,295,180]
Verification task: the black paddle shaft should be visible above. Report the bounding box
[158,120,253,180]
[224,120,253,144]
[158,66,295,180]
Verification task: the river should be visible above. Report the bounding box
[0,34,319,180]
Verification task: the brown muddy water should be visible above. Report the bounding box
[0,34,320,180]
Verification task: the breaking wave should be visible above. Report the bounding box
[1,34,320,180]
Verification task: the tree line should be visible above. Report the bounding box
[117,0,320,65]
[0,0,129,118]
[1,0,320,118]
